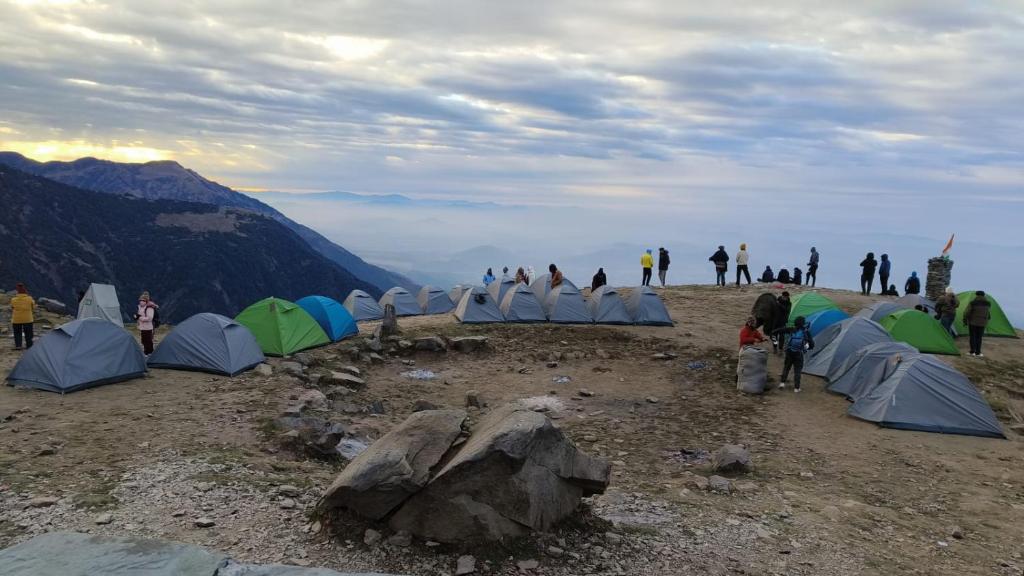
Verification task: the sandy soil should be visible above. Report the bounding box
[1,284,1022,576]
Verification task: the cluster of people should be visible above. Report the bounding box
[711,244,820,288]
[482,264,562,290]
[640,247,671,287]
[857,252,921,297]
[742,290,817,392]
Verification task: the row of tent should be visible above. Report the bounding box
[764,291,1007,438]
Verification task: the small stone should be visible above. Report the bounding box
[820,505,842,521]
[708,475,731,493]
[292,352,313,366]
[27,496,59,508]
[755,526,774,540]
[687,474,710,491]
[338,365,361,377]
[596,349,611,360]
[952,527,965,540]
[36,446,58,457]
[546,546,564,558]
[582,435,598,442]
[195,481,215,493]
[546,361,559,368]
[94,513,113,525]
[194,517,215,528]
[651,352,676,360]
[278,361,305,376]
[387,530,412,547]
[734,481,758,493]
[517,559,540,571]
[414,336,448,352]
[255,363,273,376]
[278,485,302,497]
[456,554,477,575]
[412,399,440,412]
[279,498,297,509]
[712,444,752,474]
[368,400,386,414]
[605,532,623,545]
[645,396,659,404]
[800,471,815,478]
[451,336,488,353]
[363,528,382,546]
[578,389,595,397]
[328,371,366,389]
[171,510,186,517]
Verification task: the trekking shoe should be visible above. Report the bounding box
[778,382,787,390]
[794,387,801,393]
[977,353,984,358]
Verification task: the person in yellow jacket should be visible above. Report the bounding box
[11,283,35,350]
[640,249,654,286]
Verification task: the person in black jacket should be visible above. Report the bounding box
[773,291,792,354]
[591,268,607,292]
[657,247,670,288]
[709,246,729,286]
[807,247,820,287]
[904,272,921,295]
[777,268,791,284]
[860,252,878,295]
[759,266,774,283]
[878,254,892,296]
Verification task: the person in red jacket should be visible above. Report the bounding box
[739,316,766,349]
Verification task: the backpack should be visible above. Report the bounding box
[151,306,161,329]
[787,327,809,353]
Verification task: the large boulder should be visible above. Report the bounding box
[712,444,752,474]
[388,403,611,543]
[320,409,467,520]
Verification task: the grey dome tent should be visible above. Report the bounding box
[855,301,906,322]
[827,341,920,401]
[343,290,384,321]
[848,355,1005,438]
[529,274,576,303]
[487,275,516,305]
[6,318,146,393]
[895,294,936,315]
[77,283,124,327]
[804,317,893,378]
[147,313,265,376]
[587,286,632,325]
[544,283,594,324]
[417,285,455,315]
[454,286,504,324]
[449,285,469,304]
[625,286,674,326]
[500,283,547,323]
[379,287,421,316]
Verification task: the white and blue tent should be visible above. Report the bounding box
[147,313,265,376]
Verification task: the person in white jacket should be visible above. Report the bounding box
[735,243,751,285]
[135,291,159,355]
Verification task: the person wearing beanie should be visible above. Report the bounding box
[964,290,991,357]
[735,243,751,286]
[904,271,921,295]
[640,249,654,286]
[709,245,729,287]
[135,291,159,355]
[935,286,959,336]
[11,283,35,350]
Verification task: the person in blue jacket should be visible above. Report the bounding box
[878,254,892,296]
[483,268,496,285]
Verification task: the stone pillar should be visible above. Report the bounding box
[925,256,954,301]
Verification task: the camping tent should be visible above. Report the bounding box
[855,301,906,323]
[895,294,936,315]
[804,317,893,378]
[587,285,632,325]
[879,309,959,355]
[454,287,505,324]
[343,290,384,321]
[954,292,1018,338]
[417,286,455,315]
[378,287,421,316]
[499,283,547,323]
[544,283,593,324]
[449,285,469,305]
[529,274,578,303]
[788,292,839,325]
[805,308,850,337]
[6,318,146,393]
[77,283,124,327]
[848,355,1005,438]
[295,296,358,342]
[625,286,674,326]
[487,275,516,306]
[827,341,920,400]
[147,313,265,376]
[235,297,330,356]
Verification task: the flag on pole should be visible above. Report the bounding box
[941,234,955,256]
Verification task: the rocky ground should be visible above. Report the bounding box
[1,284,1023,576]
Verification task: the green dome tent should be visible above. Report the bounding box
[879,309,960,355]
[954,292,1018,338]
[788,292,839,326]
[235,297,330,356]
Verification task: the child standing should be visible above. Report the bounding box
[773,316,815,393]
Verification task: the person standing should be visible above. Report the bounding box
[773,316,814,393]
[935,287,959,336]
[640,249,654,286]
[774,291,792,354]
[526,266,536,285]
[859,252,878,295]
[591,268,607,291]
[964,291,991,357]
[515,267,527,284]
[878,254,891,295]
[135,291,159,356]
[735,243,751,286]
[657,247,670,288]
[709,245,729,287]
[11,283,35,350]
[904,272,921,295]
[807,247,820,287]
[482,268,496,286]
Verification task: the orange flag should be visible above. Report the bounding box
[941,234,955,256]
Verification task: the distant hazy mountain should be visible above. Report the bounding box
[0,152,414,293]
[0,165,376,322]
[256,190,506,209]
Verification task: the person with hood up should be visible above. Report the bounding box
[772,315,814,393]
[709,245,729,286]
[482,268,496,286]
[776,268,792,284]
[502,266,509,276]
[515,267,527,284]
[860,252,878,295]
[904,272,921,295]
[792,267,803,286]
[964,291,991,357]
[774,291,793,353]
[640,249,654,286]
[591,268,607,292]
[657,247,670,288]
[135,291,159,355]
[10,283,35,350]
[735,243,751,286]
[739,315,766,349]
[807,247,820,287]
[549,264,564,289]
[935,287,959,336]
[759,266,775,283]
[878,254,892,296]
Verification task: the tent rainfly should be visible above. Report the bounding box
[954,292,1018,338]
[805,308,850,337]
[529,273,578,304]
[487,275,516,306]
[895,294,936,315]
[448,285,469,305]
[848,355,1005,438]
[343,290,384,321]
[6,318,146,393]
[804,317,893,378]
[827,341,920,401]
[788,292,840,326]
[417,285,455,315]
[77,283,124,327]
[295,296,358,342]
[855,301,906,323]
[234,297,330,357]
[879,309,959,355]
[454,286,505,324]
[499,283,547,323]
[625,286,674,326]
[587,285,632,325]
[544,283,594,324]
[147,313,265,376]
[378,287,421,316]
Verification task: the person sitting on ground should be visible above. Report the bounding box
[549,264,564,289]
[773,315,814,392]
[591,267,607,291]
[776,268,792,284]
[935,287,959,336]
[515,266,527,284]
[904,272,921,295]
[883,284,899,296]
[759,266,774,283]
[482,268,496,285]
[792,267,803,286]
[739,316,766,349]
[11,283,35,350]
